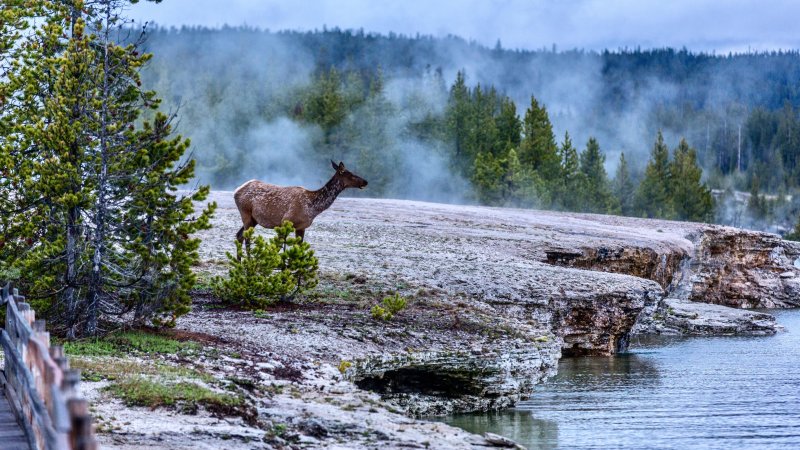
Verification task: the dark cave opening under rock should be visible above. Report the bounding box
[354,368,488,398]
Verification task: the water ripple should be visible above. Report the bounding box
[443,309,800,449]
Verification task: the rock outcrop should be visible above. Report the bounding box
[192,193,800,419]
[349,341,560,416]
[634,298,782,335]
[685,227,800,308]
[199,195,678,357]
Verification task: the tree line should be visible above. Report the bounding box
[139,26,800,234]
[259,66,716,221]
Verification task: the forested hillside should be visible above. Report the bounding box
[140,26,800,235]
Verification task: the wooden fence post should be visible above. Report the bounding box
[1,283,100,450]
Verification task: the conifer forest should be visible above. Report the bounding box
[142,26,800,237]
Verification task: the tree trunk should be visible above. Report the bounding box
[85,1,113,336]
[64,206,79,339]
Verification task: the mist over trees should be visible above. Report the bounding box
[139,26,800,235]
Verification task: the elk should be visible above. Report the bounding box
[233,160,368,243]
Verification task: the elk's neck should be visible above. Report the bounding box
[310,176,346,217]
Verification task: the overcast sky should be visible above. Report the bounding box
[126,0,800,53]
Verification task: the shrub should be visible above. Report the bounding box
[338,360,352,374]
[370,293,408,321]
[213,222,318,308]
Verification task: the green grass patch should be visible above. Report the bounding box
[193,276,216,291]
[107,377,242,409]
[71,357,214,383]
[64,330,199,357]
[252,309,269,319]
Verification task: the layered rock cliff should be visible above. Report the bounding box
[686,227,800,308]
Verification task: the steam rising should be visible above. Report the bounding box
[141,28,797,218]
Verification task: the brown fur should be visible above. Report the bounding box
[233,161,367,243]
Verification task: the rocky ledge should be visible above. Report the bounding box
[94,193,790,448]
[192,195,799,412]
[685,227,800,308]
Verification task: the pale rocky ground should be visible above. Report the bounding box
[91,192,800,449]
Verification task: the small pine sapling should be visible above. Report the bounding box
[213,221,318,308]
[370,293,408,321]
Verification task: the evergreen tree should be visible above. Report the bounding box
[747,176,769,222]
[556,131,585,211]
[303,67,347,146]
[469,84,500,159]
[446,70,473,174]
[504,148,541,206]
[350,77,398,196]
[495,97,521,151]
[579,137,618,214]
[670,139,714,222]
[775,102,800,189]
[0,1,35,273]
[2,0,215,336]
[518,96,560,189]
[473,151,505,204]
[613,152,636,216]
[473,148,542,206]
[635,131,675,219]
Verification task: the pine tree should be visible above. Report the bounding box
[347,75,397,196]
[446,70,473,174]
[503,148,524,205]
[473,151,505,204]
[747,176,768,222]
[670,139,714,222]
[470,84,500,160]
[613,153,636,216]
[303,67,347,146]
[635,131,675,219]
[473,148,542,207]
[556,131,585,211]
[775,102,800,189]
[495,97,521,152]
[579,137,617,214]
[3,0,215,336]
[518,96,560,186]
[0,1,35,274]
[213,223,319,308]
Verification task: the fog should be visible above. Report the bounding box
[128,0,800,54]
[129,23,800,242]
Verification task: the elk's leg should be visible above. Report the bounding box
[296,228,305,242]
[236,217,258,259]
[244,219,257,254]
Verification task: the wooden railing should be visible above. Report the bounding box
[1,283,98,450]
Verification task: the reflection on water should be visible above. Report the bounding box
[445,410,559,450]
[443,310,800,449]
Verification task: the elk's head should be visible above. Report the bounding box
[331,160,368,189]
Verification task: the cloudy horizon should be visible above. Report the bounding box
[127,0,800,54]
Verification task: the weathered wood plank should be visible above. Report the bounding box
[0,389,29,450]
[0,431,27,439]
[0,442,30,448]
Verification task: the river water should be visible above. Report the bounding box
[443,309,800,449]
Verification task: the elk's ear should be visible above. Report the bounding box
[331,160,338,171]
[338,161,345,171]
